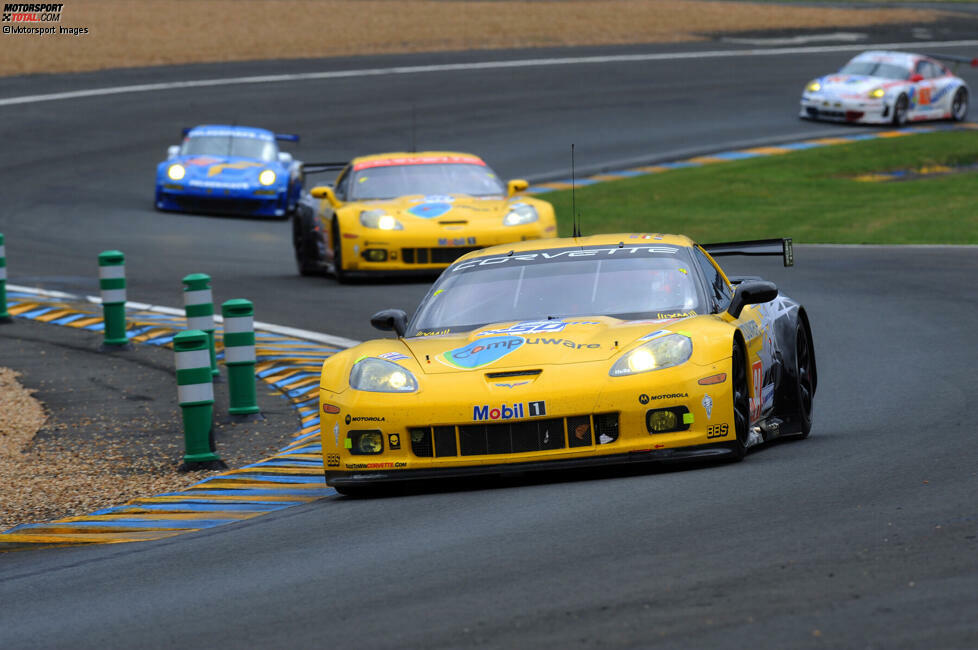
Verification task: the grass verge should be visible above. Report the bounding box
[544,130,978,244]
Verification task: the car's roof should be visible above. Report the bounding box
[350,151,487,169]
[186,125,275,141]
[457,233,697,262]
[850,50,919,68]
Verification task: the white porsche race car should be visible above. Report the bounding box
[800,51,976,125]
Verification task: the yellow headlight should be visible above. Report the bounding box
[167,164,186,181]
[258,169,276,186]
[649,410,678,433]
[357,432,383,454]
[868,88,885,99]
[627,348,656,373]
[378,215,398,230]
[388,370,407,389]
[806,81,821,93]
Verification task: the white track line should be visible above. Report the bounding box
[6,283,360,348]
[2,40,978,107]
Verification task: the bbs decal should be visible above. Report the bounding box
[706,424,729,439]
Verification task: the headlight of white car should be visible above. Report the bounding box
[350,357,418,392]
[868,87,885,99]
[609,334,692,377]
[806,80,821,93]
[360,209,403,230]
[503,203,538,226]
[258,169,277,186]
[167,164,186,181]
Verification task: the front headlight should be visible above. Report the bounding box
[609,334,692,377]
[806,80,821,93]
[360,209,403,230]
[868,87,885,99]
[167,164,186,181]
[350,357,418,392]
[258,169,277,186]
[503,203,538,226]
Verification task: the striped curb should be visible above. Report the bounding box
[527,122,978,194]
[0,288,343,550]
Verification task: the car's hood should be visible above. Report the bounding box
[817,74,897,97]
[174,155,278,181]
[403,315,698,374]
[351,194,524,224]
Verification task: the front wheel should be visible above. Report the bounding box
[892,94,909,126]
[729,341,751,461]
[292,211,321,277]
[332,222,348,283]
[951,87,969,122]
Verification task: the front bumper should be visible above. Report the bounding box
[338,222,557,272]
[156,184,287,217]
[320,357,736,486]
[799,94,890,124]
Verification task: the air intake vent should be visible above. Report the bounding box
[485,370,542,379]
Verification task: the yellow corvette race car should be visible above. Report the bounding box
[291,151,557,281]
[319,234,816,495]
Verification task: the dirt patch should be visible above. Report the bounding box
[1,0,943,77]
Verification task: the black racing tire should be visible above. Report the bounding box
[951,87,969,122]
[292,212,321,277]
[789,321,816,439]
[729,340,751,461]
[892,94,909,126]
[332,221,348,283]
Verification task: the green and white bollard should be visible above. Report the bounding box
[182,273,219,378]
[174,329,225,470]
[98,250,130,348]
[221,298,261,419]
[0,233,10,323]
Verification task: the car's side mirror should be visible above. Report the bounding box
[507,179,529,197]
[166,145,179,160]
[277,151,293,165]
[909,73,924,83]
[727,280,778,319]
[371,309,408,337]
[310,185,341,208]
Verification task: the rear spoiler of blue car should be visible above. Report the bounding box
[702,238,794,267]
[924,53,978,67]
[178,127,301,142]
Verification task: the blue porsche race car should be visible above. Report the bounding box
[155,125,303,218]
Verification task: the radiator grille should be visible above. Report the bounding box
[401,247,480,264]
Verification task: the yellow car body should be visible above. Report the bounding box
[292,151,557,279]
[318,234,816,494]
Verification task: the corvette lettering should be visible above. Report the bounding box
[473,400,546,421]
[452,246,679,271]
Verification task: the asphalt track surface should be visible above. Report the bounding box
[2,28,978,649]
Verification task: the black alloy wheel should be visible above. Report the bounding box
[792,322,815,439]
[332,221,347,283]
[951,88,969,122]
[892,94,909,126]
[729,341,750,461]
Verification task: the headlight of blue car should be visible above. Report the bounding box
[609,334,692,377]
[350,357,419,392]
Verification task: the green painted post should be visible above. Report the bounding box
[98,250,129,347]
[182,273,219,377]
[0,233,10,323]
[221,298,260,418]
[174,330,226,470]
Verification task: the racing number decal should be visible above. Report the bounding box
[749,360,762,421]
[918,86,932,106]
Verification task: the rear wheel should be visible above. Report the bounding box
[292,211,321,277]
[951,87,969,122]
[729,341,750,461]
[892,94,909,126]
[790,322,816,439]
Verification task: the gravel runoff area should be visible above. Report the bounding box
[1,0,944,76]
[0,316,298,531]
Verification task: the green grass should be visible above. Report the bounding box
[545,131,978,244]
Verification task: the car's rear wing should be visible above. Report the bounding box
[702,238,794,267]
[924,53,978,68]
[275,133,300,143]
[301,162,348,176]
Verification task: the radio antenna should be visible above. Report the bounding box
[571,144,582,238]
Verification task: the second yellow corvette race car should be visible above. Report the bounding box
[318,234,816,494]
[291,151,556,280]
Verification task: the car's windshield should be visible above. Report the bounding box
[838,60,910,80]
[408,245,705,336]
[350,161,505,200]
[181,135,278,161]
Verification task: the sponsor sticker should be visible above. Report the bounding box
[702,394,713,419]
[472,400,546,421]
[377,351,409,361]
[440,335,524,369]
